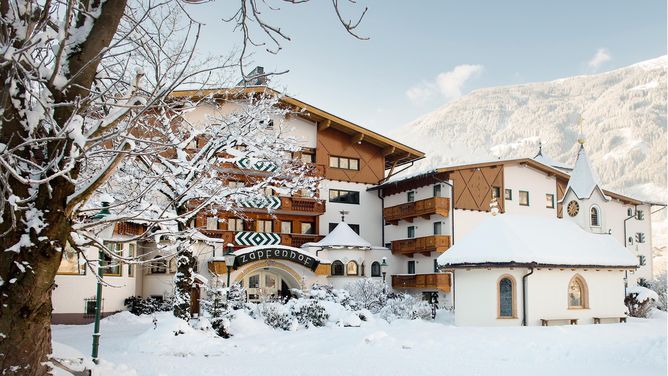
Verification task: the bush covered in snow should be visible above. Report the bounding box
[625,285,659,318]
[379,293,432,322]
[200,285,235,338]
[345,279,387,313]
[256,303,296,331]
[303,284,360,310]
[649,272,667,311]
[124,296,172,315]
[291,300,330,328]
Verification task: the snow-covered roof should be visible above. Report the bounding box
[533,149,572,171]
[191,231,227,243]
[564,145,607,200]
[437,214,637,268]
[309,222,372,249]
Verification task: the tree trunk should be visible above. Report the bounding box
[173,239,196,321]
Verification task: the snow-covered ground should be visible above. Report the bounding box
[52,310,667,376]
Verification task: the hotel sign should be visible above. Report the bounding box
[234,248,320,271]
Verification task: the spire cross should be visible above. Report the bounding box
[339,210,349,222]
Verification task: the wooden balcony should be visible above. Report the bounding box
[391,235,451,257]
[279,196,326,215]
[197,229,323,248]
[384,197,450,225]
[392,273,451,292]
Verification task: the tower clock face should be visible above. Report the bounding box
[567,200,580,217]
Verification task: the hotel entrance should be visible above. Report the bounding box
[240,267,300,302]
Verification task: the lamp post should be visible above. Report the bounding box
[90,200,111,364]
[224,243,236,287]
[380,257,388,293]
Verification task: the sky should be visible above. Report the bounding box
[183,0,667,135]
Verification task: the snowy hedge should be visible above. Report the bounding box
[625,285,658,318]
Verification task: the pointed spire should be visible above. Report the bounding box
[565,144,604,200]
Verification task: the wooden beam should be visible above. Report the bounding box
[318,119,331,131]
[382,146,395,156]
[352,133,365,144]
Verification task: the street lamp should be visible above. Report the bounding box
[224,243,236,287]
[380,257,388,293]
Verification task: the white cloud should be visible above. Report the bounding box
[406,64,483,105]
[588,48,611,70]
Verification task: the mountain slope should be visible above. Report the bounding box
[393,56,667,203]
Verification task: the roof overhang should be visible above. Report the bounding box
[440,262,637,270]
[170,86,425,169]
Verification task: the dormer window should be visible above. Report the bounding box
[590,206,600,227]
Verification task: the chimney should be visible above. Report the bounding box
[237,66,268,87]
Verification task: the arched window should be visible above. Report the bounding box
[498,275,516,318]
[590,206,600,227]
[331,261,344,276]
[151,257,167,274]
[568,274,589,309]
[371,261,381,277]
[346,261,359,276]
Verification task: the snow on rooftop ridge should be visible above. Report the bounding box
[565,145,605,200]
[437,214,637,267]
[312,222,372,249]
[533,145,572,171]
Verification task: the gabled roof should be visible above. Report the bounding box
[533,144,572,171]
[170,86,424,169]
[564,144,608,201]
[309,222,372,249]
[437,214,637,268]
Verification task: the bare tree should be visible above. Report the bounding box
[0,0,367,374]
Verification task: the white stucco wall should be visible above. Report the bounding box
[503,164,558,217]
[453,267,628,327]
[320,180,382,246]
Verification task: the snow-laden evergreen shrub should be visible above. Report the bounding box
[200,285,234,338]
[124,296,173,315]
[306,284,360,310]
[625,285,658,318]
[227,282,248,310]
[292,300,329,327]
[650,271,667,311]
[379,293,432,322]
[258,303,296,331]
[345,279,387,313]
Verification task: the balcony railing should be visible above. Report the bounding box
[197,229,323,248]
[279,196,326,215]
[392,273,451,292]
[391,235,451,256]
[384,197,450,225]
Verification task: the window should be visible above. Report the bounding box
[228,218,244,232]
[637,210,645,220]
[371,262,381,277]
[407,191,415,202]
[433,222,442,235]
[491,186,501,199]
[280,221,292,234]
[627,208,634,217]
[590,206,600,227]
[628,236,634,245]
[433,259,439,273]
[433,184,442,197]
[568,275,588,309]
[57,244,85,275]
[519,191,529,206]
[546,194,555,209]
[329,156,360,171]
[329,222,359,234]
[300,153,315,164]
[150,256,167,274]
[407,261,416,274]
[228,181,245,189]
[635,232,646,243]
[301,222,315,235]
[639,255,647,266]
[498,276,515,318]
[127,244,136,278]
[407,226,416,239]
[206,216,218,230]
[504,189,512,200]
[256,220,273,233]
[84,298,99,318]
[102,242,122,276]
[331,261,344,276]
[346,261,359,276]
[248,274,260,288]
[329,189,360,205]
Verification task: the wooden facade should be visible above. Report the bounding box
[391,235,451,257]
[384,197,450,224]
[316,126,386,184]
[392,273,451,292]
[450,164,505,213]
